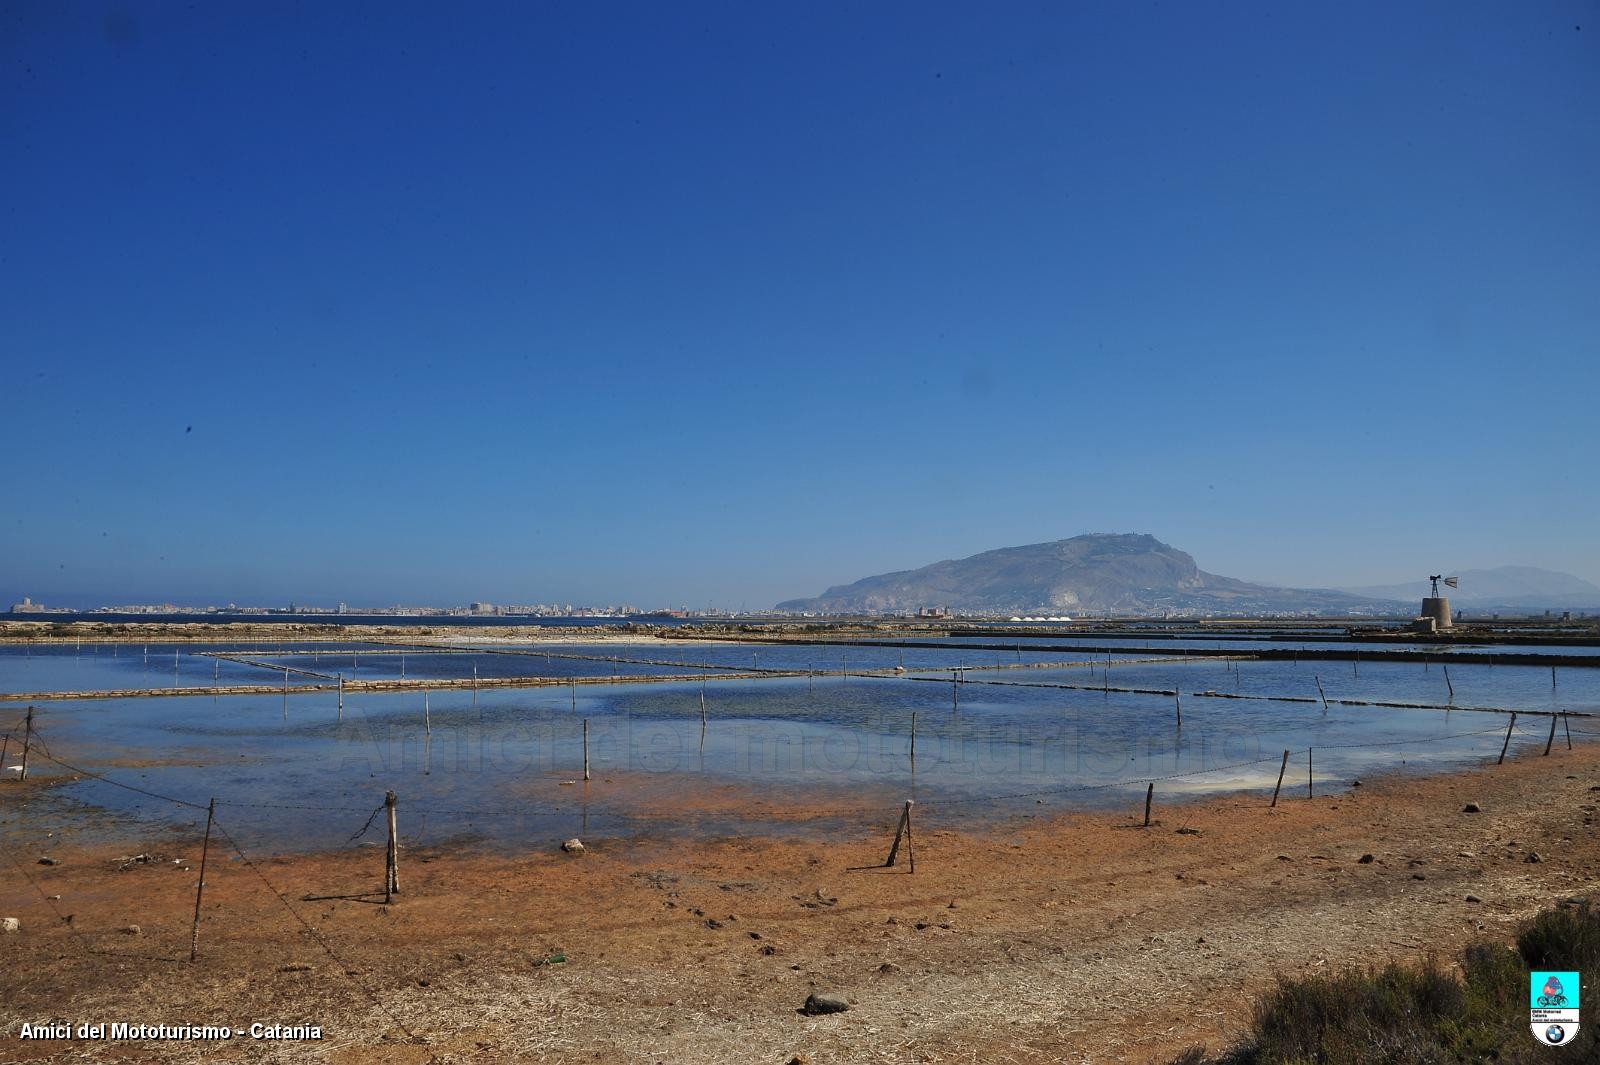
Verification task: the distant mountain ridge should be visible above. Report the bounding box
[776,534,1387,616]
[1346,566,1600,610]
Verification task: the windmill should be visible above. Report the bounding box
[1421,575,1458,630]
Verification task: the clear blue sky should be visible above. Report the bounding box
[4,1,1596,609]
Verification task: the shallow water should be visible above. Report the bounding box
[2,640,1595,853]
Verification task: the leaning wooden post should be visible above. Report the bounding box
[1498,712,1517,765]
[952,674,959,712]
[1543,712,1557,756]
[884,800,913,868]
[1270,749,1290,807]
[19,706,34,782]
[909,711,917,763]
[1564,712,1573,751]
[1443,664,1454,703]
[424,692,431,736]
[1307,747,1313,798]
[1143,781,1154,827]
[336,674,344,717]
[1314,676,1327,712]
[188,797,216,962]
[0,733,8,774]
[1174,691,1182,728]
[583,719,591,781]
[384,790,399,902]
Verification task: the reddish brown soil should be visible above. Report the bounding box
[3,746,1599,1064]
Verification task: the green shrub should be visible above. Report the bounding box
[1175,902,1600,1063]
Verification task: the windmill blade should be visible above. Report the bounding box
[1443,576,1459,588]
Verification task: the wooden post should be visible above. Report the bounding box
[1314,676,1327,712]
[1544,712,1557,756]
[213,658,218,682]
[952,674,959,712]
[337,674,344,716]
[19,706,33,782]
[1552,665,1558,691]
[583,719,590,781]
[1564,712,1573,750]
[905,800,915,874]
[699,688,707,753]
[1498,712,1517,765]
[424,693,431,735]
[910,711,917,763]
[384,791,399,902]
[1443,664,1454,703]
[188,797,216,962]
[1143,782,1154,827]
[1307,747,1313,798]
[885,800,914,869]
[1270,749,1290,807]
[0,733,7,773]
[1174,691,1182,728]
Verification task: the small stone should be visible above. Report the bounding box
[1358,854,1375,864]
[786,1055,811,1065]
[1465,894,1482,903]
[37,856,57,866]
[1412,873,1427,880]
[561,839,584,855]
[1463,802,1482,813]
[279,962,314,972]
[1,917,19,934]
[704,918,723,930]
[1525,852,1543,864]
[748,931,762,940]
[758,944,777,956]
[1352,780,1362,787]
[119,924,141,935]
[802,993,849,1015]
[1276,855,1293,862]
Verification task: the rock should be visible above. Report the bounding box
[1412,873,1427,881]
[1,917,19,934]
[1358,854,1376,864]
[1465,894,1482,903]
[786,1055,811,1065]
[802,993,850,1015]
[1275,855,1293,862]
[1525,852,1543,864]
[279,962,314,972]
[119,924,141,935]
[1463,802,1482,813]
[37,856,57,866]
[704,918,723,930]
[561,839,584,855]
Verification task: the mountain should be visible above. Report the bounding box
[1346,567,1600,610]
[776,533,1389,616]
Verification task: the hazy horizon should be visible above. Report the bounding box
[6,3,1596,610]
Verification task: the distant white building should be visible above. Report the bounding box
[10,596,43,613]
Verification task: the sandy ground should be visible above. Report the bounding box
[3,745,1599,1064]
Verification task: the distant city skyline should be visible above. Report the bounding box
[5,3,1596,609]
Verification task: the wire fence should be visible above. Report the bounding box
[0,707,1576,1060]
